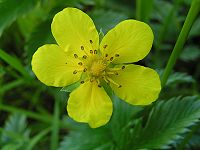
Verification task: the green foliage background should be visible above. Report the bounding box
[0,0,200,149]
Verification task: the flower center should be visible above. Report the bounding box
[70,41,124,88]
[90,60,107,77]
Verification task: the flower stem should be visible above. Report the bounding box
[161,0,200,87]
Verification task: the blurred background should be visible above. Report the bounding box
[0,0,199,149]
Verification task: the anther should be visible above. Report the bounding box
[122,66,125,69]
[83,55,87,59]
[89,40,93,44]
[94,50,97,54]
[98,85,102,88]
[80,81,84,84]
[115,54,120,57]
[83,68,87,72]
[74,54,78,58]
[103,45,108,49]
[115,72,119,75]
[105,54,108,57]
[90,50,93,54]
[65,62,67,64]
[118,85,122,88]
[78,62,83,65]
[110,57,114,61]
[81,46,84,50]
[73,70,77,74]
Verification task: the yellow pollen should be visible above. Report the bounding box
[90,61,106,76]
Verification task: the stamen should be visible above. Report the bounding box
[73,70,77,74]
[103,76,110,84]
[110,57,114,61]
[107,68,122,72]
[80,45,90,56]
[65,62,67,64]
[105,76,121,88]
[89,40,93,44]
[94,50,97,54]
[115,54,120,57]
[80,81,84,84]
[118,85,122,88]
[105,54,108,57]
[103,45,108,49]
[122,66,125,69]
[83,68,87,72]
[74,54,78,58]
[90,50,93,54]
[83,55,87,59]
[96,79,101,88]
[106,72,115,75]
[115,72,119,75]
[78,62,83,65]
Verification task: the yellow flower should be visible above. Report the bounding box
[31,8,161,128]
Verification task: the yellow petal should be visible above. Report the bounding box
[100,20,153,63]
[67,81,113,128]
[32,44,82,87]
[51,7,99,57]
[109,65,161,105]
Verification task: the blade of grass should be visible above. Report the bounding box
[136,0,142,20]
[0,79,25,94]
[136,0,154,22]
[0,49,31,79]
[50,94,60,150]
[161,0,200,87]
[0,103,52,123]
[27,127,51,150]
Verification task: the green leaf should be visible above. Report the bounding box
[90,9,128,33]
[0,49,30,79]
[1,144,22,150]
[188,128,200,149]
[61,73,89,93]
[131,96,200,149]
[99,28,104,42]
[1,113,30,149]
[180,45,200,62]
[60,82,80,93]
[190,17,200,37]
[58,125,113,150]
[25,19,55,63]
[27,128,51,150]
[58,97,142,150]
[166,72,195,86]
[0,0,37,36]
[17,3,49,39]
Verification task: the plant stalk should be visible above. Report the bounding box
[161,0,200,87]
